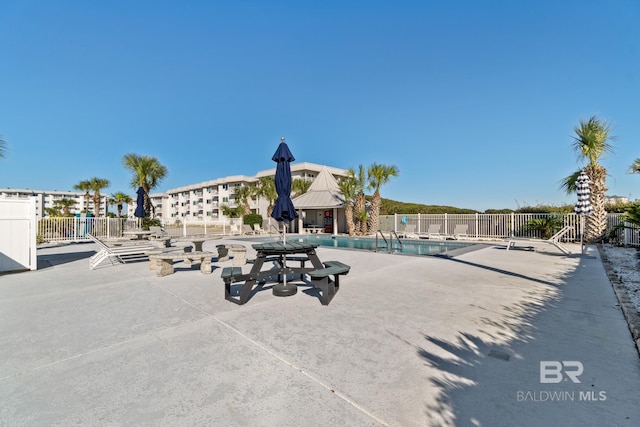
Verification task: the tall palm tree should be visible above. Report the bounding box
[233,185,253,216]
[109,192,132,218]
[86,177,110,217]
[367,163,399,233]
[254,176,277,218]
[564,116,614,241]
[338,175,357,236]
[122,154,168,217]
[292,178,312,197]
[350,165,368,235]
[629,158,640,174]
[73,180,93,214]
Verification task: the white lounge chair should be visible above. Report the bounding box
[87,233,155,269]
[243,224,255,235]
[420,224,445,239]
[398,224,417,238]
[253,223,265,234]
[505,225,572,254]
[453,224,469,240]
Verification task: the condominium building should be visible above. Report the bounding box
[0,189,108,218]
[140,162,347,224]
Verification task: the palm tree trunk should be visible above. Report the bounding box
[585,164,608,242]
[368,190,381,233]
[345,204,356,236]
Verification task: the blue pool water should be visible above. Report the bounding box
[251,234,472,256]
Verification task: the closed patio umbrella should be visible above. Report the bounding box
[574,170,593,254]
[134,186,146,218]
[271,137,299,297]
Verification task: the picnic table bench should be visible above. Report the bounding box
[149,251,215,277]
[308,261,351,305]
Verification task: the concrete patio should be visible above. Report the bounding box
[1,238,639,426]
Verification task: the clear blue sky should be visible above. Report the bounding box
[1,0,638,212]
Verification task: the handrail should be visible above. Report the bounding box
[375,230,388,252]
[390,230,403,253]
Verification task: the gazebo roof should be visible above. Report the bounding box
[292,167,345,209]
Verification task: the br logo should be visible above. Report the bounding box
[540,361,584,384]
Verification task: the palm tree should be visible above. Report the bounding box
[350,165,368,235]
[86,177,110,217]
[367,163,399,233]
[563,116,614,242]
[292,178,312,197]
[73,180,93,214]
[122,154,168,217]
[629,158,640,174]
[109,192,132,218]
[233,185,253,216]
[254,176,277,218]
[337,175,357,236]
[54,198,77,217]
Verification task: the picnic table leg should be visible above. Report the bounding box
[200,257,212,274]
[157,259,174,277]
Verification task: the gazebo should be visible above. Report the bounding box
[291,167,346,235]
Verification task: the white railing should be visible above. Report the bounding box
[38,217,141,242]
[379,212,640,246]
[38,212,640,246]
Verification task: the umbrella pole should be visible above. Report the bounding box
[273,221,297,297]
[581,216,585,255]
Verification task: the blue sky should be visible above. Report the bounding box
[1,0,638,212]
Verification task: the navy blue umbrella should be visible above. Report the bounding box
[271,137,298,224]
[270,137,298,297]
[134,186,146,218]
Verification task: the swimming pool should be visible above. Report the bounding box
[250,234,473,256]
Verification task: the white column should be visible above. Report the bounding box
[333,208,338,235]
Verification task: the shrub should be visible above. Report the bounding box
[243,213,263,228]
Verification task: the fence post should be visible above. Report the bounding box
[417,213,421,234]
[475,213,478,239]
[444,213,448,236]
[510,212,515,237]
[183,216,187,237]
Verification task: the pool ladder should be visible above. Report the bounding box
[375,230,403,253]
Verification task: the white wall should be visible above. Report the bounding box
[0,197,37,272]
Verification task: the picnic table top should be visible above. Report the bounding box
[252,241,319,255]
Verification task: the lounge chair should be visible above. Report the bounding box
[87,233,155,269]
[419,224,445,239]
[453,224,469,240]
[398,224,417,238]
[253,223,265,234]
[505,225,572,254]
[243,224,255,235]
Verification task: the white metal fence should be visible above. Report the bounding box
[38,213,640,247]
[38,216,233,242]
[378,213,640,246]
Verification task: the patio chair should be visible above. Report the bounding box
[453,224,469,240]
[243,224,255,235]
[419,224,445,239]
[253,223,265,234]
[398,224,417,238]
[87,233,155,269]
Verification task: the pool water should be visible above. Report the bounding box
[251,234,472,256]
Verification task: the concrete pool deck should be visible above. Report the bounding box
[1,238,639,426]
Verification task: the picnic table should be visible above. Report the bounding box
[220,241,350,305]
[122,230,154,240]
[173,235,222,252]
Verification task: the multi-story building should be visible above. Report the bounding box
[0,188,108,218]
[140,162,347,224]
